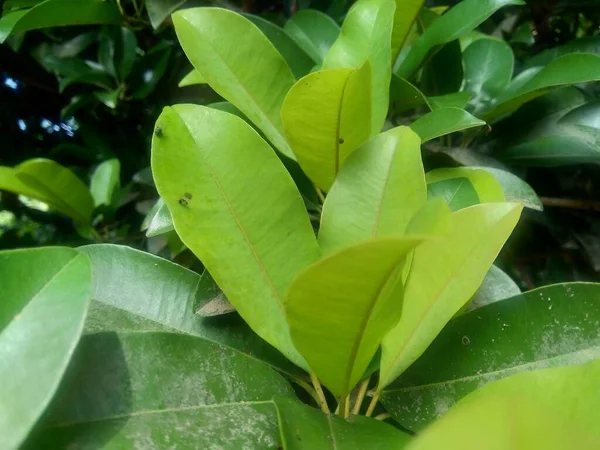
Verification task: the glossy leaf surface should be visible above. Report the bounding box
[391,0,425,61]
[152,105,320,369]
[284,9,340,63]
[319,127,425,254]
[0,248,91,449]
[410,108,485,142]
[142,198,174,238]
[470,166,543,210]
[379,202,523,389]
[465,265,521,313]
[90,158,120,209]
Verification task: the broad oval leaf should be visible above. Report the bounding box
[152,105,320,369]
[286,237,424,398]
[463,38,514,111]
[323,0,396,134]
[522,35,600,70]
[391,0,425,62]
[379,202,523,389]
[406,359,600,449]
[381,282,600,431]
[0,0,122,43]
[80,243,304,378]
[281,64,371,191]
[173,8,296,159]
[24,331,296,449]
[0,247,91,450]
[410,108,485,143]
[319,126,425,254]
[396,0,524,78]
[284,9,340,63]
[275,396,412,449]
[90,158,120,209]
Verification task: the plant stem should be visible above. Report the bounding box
[337,395,347,417]
[290,377,320,406]
[365,391,380,417]
[540,197,600,212]
[352,377,370,415]
[310,373,330,415]
[344,395,350,418]
[315,185,326,204]
[374,412,391,421]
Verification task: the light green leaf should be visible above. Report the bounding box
[79,244,301,377]
[405,358,600,448]
[391,0,425,62]
[0,158,94,223]
[24,331,296,449]
[522,36,600,70]
[379,202,523,389]
[245,13,315,79]
[141,198,174,238]
[173,8,296,159]
[275,396,412,449]
[152,105,320,369]
[426,178,480,211]
[426,168,505,204]
[323,0,396,134]
[287,237,424,398]
[465,264,520,313]
[410,108,486,142]
[90,158,120,209]
[469,166,543,210]
[284,9,340,63]
[484,53,600,122]
[395,0,524,78]
[319,126,425,254]
[406,197,453,236]
[281,64,371,191]
[463,38,514,111]
[428,92,471,110]
[0,0,122,43]
[0,247,91,450]
[178,69,206,87]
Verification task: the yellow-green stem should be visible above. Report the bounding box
[365,391,380,417]
[374,412,391,421]
[352,377,370,415]
[310,373,330,415]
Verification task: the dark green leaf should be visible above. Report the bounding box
[129,41,172,100]
[284,9,340,63]
[146,0,186,29]
[410,108,485,143]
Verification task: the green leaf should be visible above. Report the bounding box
[1,158,95,223]
[395,0,524,78]
[152,105,320,369]
[194,270,235,317]
[141,198,174,237]
[483,53,600,122]
[128,41,172,100]
[275,396,412,449]
[319,126,425,254]
[469,166,543,210]
[24,331,296,449]
[0,247,91,449]
[560,100,600,129]
[428,92,471,110]
[522,36,600,70]
[281,63,372,191]
[390,305,600,438]
[410,108,485,143]
[178,68,206,87]
[146,0,185,29]
[284,9,340,63]
[379,202,523,389]
[421,40,463,96]
[90,158,120,209]
[465,264,520,313]
[79,244,301,377]
[391,0,424,62]
[173,8,296,159]
[98,26,137,81]
[323,0,396,134]
[463,38,514,111]
[426,178,480,211]
[0,0,122,43]
[287,237,424,397]
[390,74,431,113]
[245,14,315,79]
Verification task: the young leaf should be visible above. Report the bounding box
[395,0,524,78]
[0,248,91,450]
[379,202,523,389]
[173,8,296,159]
[0,0,122,43]
[79,244,301,377]
[465,264,520,313]
[410,108,485,143]
[391,0,425,62]
[463,38,514,111]
[24,332,296,449]
[286,237,424,398]
[152,105,320,369]
[274,396,412,448]
[90,158,120,209]
[244,14,315,79]
[323,0,396,134]
[406,359,600,448]
[284,9,340,63]
[484,53,600,122]
[281,64,372,191]
[319,126,425,254]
